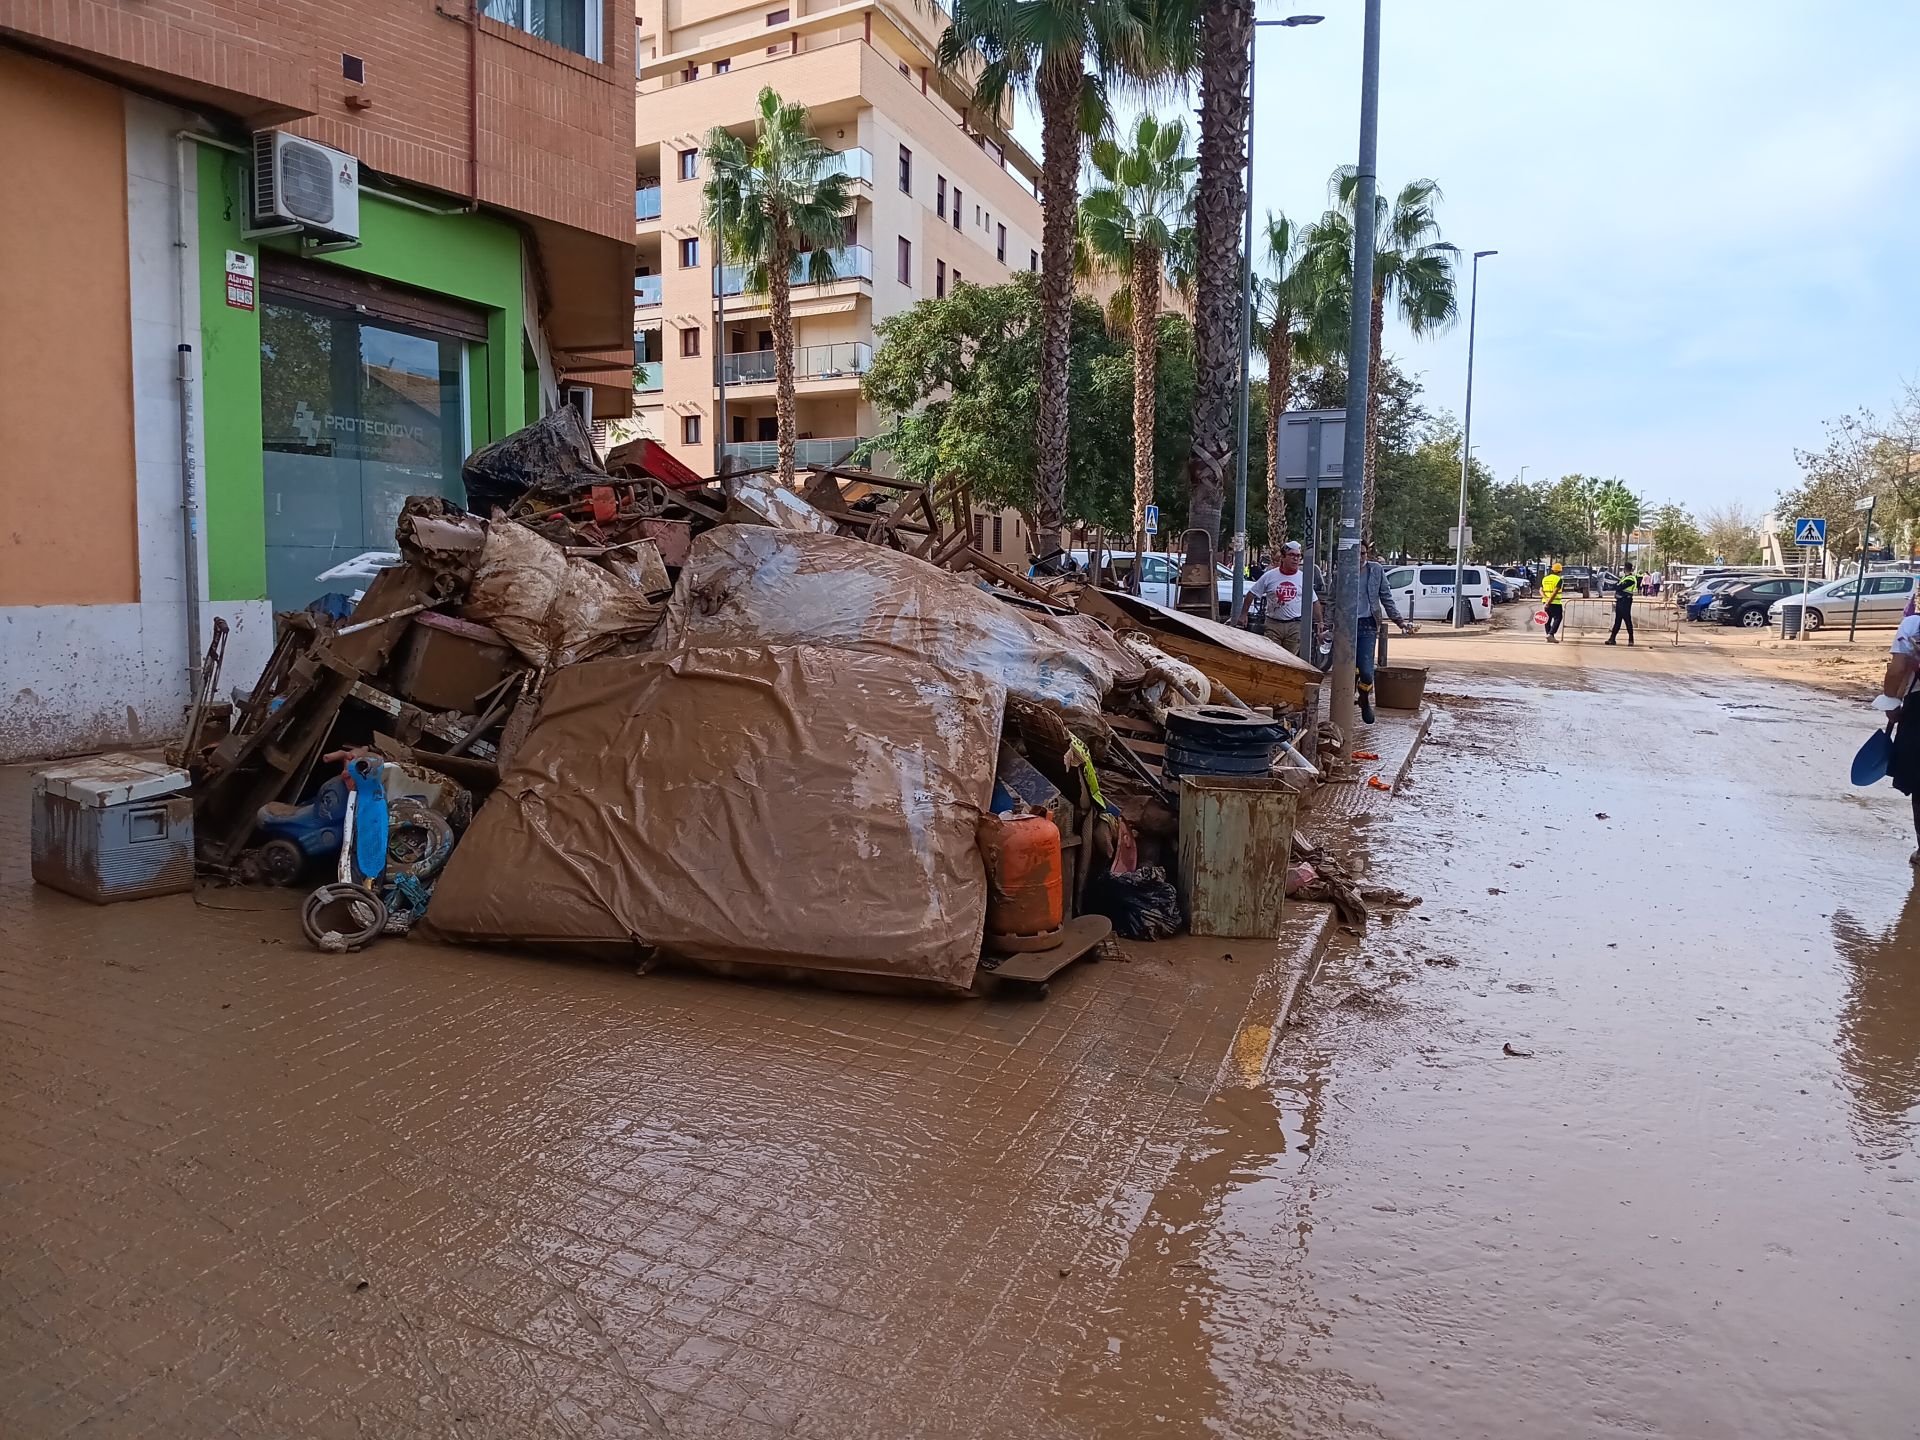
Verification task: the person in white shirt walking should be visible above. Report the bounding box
[1234,541,1318,653]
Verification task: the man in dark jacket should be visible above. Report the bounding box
[1606,568,1640,645]
[1357,540,1415,723]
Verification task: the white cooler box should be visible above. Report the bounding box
[31,754,194,904]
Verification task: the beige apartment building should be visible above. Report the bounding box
[629,0,1044,475]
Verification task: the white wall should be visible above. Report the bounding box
[0,96,273,762]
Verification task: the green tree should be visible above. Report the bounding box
[1078,113,1195,541]
[1593,478,1642,568]
[701,88,855,489]
[1304,172,1458,540]
[1648,503,1706,565]
[938,0,1144,545]
[1252,211,1338,554]
[1700,502,1762,564]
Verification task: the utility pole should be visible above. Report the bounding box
[1327,0,1380,748]
[1452,249,1495,627]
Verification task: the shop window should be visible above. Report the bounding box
[678,148,698,181]
[259,297,467,614]
[680,326,701,357]
[478,0,605,63]
[683,414,702,445]
[679,236,700,267]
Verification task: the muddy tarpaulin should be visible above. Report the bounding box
[461,405,606,513]
[426,645,1004,990]
[656,526,1115,710]
[463,521,665,669]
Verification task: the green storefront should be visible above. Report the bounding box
[196,146,544,613]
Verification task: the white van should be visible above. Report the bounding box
[1381,564,1493,623]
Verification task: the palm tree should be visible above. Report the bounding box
[1077,114,1195,545]
[1251,210,1335,555]
[701,88,854,489]
[1304,170,1458,539]
[939,0,1142,547]
[1595,479,1641,568]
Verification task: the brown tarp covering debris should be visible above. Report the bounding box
[656,526,1115,711]
[426,644,1004,990]
[463,521,664,669]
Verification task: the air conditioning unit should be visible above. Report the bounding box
[252,131,360,241]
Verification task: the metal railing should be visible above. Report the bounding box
[716,244,872,298]
[633,274,662,308]
[633,359,663,393]
[723,437,864,468]
[634,186,662,221]
[722,342,872,385]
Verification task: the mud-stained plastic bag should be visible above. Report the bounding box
[463,522,664,669]
[426,645,1004,991]
[656,526,1115,711]
[461,405,606,514]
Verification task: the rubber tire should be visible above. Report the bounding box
[1803,609,1825,633]
[1739,607,1767,628]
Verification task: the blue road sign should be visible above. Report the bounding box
[1143,504,1159,535]
[1794,517,1826,547]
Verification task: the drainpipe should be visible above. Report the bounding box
[468,0,481,203]
[172,131,208,717]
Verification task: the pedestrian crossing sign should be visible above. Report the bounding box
[1794,517,1826,547]
[1144,504,1159,535]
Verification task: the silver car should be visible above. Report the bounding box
[1771,572,1917,632]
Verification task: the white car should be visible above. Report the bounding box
[1771,572,1918,632]
[1381,564,1493,623]
[1065,549,1238,615]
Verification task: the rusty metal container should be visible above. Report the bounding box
[978,812,1063,951]
[31,754,194,904]
[1374,662,1429,712]
[1177,775,1296,938]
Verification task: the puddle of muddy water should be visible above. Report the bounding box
[1043,663,1920,1440]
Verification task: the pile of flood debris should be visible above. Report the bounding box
[179,408,1334,995]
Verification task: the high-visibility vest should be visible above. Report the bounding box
[1542,573,1564,605]
[1617,574,1639,597]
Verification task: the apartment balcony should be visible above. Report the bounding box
[722,342,872,388]
[634,274,662,309]
[818,146,873,187]
[716,244,872,299]
[724,437,865,469]
[635,185,662,231]
[633,359,663,393]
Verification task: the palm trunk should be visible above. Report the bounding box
[1186,0,1254,546]
[770,224,796,488]
[1130,245,1160,538]
[1264,318,1292,553]
[1034,53,1083,550]
[1361,282,1385,543]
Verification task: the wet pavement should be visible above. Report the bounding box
[5,628,1920,1437]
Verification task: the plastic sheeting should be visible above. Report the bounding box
[426,645,1003,991]
[657,526,1115,711]
[463,522,664,670]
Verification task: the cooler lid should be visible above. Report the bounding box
[34,753,189,808]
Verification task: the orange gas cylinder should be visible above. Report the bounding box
[978,812,1064,950]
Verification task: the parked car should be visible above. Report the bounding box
[1559,565,1599,598]
[1064,549,1238,615]
[1499,566,1535,597]
[1381,564,1493,623]
[1772,573,1919,632]
[1486,571,1521,605]
[1706,577,1816,628]
[1685,577,1749,621]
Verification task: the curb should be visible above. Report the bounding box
[1214,906,1337,1094]
[1387,707,1435,794]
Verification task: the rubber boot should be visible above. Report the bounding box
[1358,681,1376,725]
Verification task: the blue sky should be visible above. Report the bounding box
[1029,1,1920,515]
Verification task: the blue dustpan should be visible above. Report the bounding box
[1852,727,1893,786]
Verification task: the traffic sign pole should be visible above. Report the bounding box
[1849,495,1875,642]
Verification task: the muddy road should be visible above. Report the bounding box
[1050,628,1920,1438]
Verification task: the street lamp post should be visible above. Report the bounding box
[1232,12,1322,616]
[1452,248,1496,628]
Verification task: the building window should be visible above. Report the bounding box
[975,204,982,226]
[898,144,912,194]
[1029,249,1039,272]
[997,223,1007,263]
[682,64,699,82]
[680,326,701,357]
[992,514,1004,552]
[898,60,910,77]
[478,0,605,63]
[678,236,700,267]
[897,236,911,285]
[951,188,961,230]
[973,513,986,549]
[765,8,788,52]
[936,176,946,220]
[953,268,963,287]
[714,57,730,73]
[935,259,946,298]
[678,148,698,181]
[682,414,702,445]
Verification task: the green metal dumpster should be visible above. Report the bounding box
[1176,775,1297,938]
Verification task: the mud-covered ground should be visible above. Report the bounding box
[4,612,1917,1438]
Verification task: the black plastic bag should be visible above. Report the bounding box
[1086,864,1183,941]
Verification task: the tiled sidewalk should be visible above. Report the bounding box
[0,764,1331,1439]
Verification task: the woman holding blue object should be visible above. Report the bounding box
[1874,605,1920,860]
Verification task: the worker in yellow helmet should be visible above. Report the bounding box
[1540,562,1567,642]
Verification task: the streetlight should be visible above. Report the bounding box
[1451,248,1496,628]
[1231,12,1323,616]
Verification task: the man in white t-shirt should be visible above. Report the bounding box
[1234,540,1317,653]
